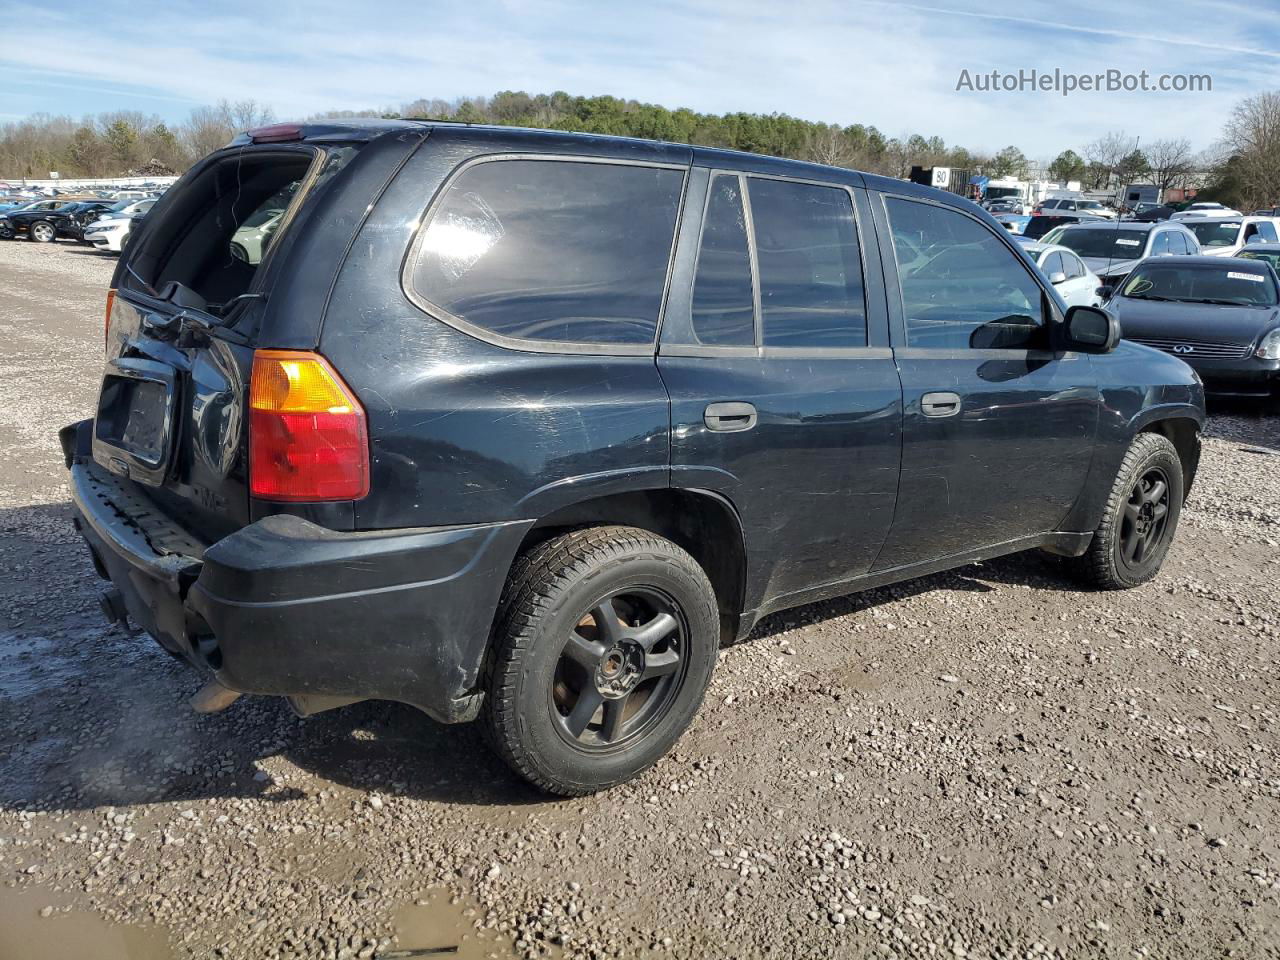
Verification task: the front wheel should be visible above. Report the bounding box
[1068,432,1184,589]
[29,221,56,243]
[482,526,719,796]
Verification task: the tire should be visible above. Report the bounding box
[29,221,56,243]
[482,525,719,796]
[0,221,13,240]
[1067,432,1183,590]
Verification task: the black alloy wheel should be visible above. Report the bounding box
[550,588,687,749]
[1117,466,1171,571]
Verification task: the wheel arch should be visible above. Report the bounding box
[1136,413,1202,500]
[510,487,748,642]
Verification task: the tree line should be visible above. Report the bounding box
[2,89,1276,208]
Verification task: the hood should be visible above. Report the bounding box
[1082,257,1139,278]
[1112,296,1279,346]
[86,215,131,228]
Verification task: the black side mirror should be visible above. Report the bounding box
[1096,284,1114,300]
[1063,304,1120,353]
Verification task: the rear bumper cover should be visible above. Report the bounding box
[62,419,531,723]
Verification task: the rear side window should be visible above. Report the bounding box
[748,178,866,347]
[409,159,684,347]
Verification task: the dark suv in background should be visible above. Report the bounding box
[63,120,1204,795]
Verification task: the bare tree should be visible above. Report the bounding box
[1222,91,1280,209]
[804,125,854,167]
[1144,137,1194,195]
[1082,131,1137,190]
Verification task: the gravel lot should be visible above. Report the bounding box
[1,238,1278,960]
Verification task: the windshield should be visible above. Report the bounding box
[1057,227,1149,259]
[1186,221,1243,247]
[1237,249,1280,271]
[1121,264,1277,306]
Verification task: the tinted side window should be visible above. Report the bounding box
[886,197,1044,350]
[748,178,866,347]
[689,174,756,346]
[410,159,684,346]
[1258,221,1279,243]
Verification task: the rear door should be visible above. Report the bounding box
[658,166,902,613]
[869,191,1100,570]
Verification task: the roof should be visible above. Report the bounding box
[224,118,993,216]
[1058,219,1189,233]
[1238,243,1280,251]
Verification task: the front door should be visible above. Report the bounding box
[659,166,902,614]
[869,192,1100,572]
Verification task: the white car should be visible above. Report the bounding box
[1022,242,1103,307]
[83,198,156,253]
[1172,202,1242,219]
[1180,215,1280,258]
[1037,197,1117,219]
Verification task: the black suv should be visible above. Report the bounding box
[62,120,1205,795]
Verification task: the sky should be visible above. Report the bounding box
[1,0,1278,160]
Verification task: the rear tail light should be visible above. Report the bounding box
[104,289,116,352]
[248,350,370,501]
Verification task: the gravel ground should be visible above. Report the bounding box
[1,238,1278,960]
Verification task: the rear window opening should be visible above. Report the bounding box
[121,148,318,310]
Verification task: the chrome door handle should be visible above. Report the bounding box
[704,402,757,432]
[921,391,962,417]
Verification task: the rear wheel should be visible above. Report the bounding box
[482,526,719,795]
[29,221,56,243]
[1068,432,1183,589]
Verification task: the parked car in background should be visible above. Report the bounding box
[993,213,1031,234]
[1236,242,1280,273]
[1021,242,1104,307]
[986,197,1027,215]
[0,200,114,242]
[1037,197,1116,219]
[1021,212,1105,241]
[1181,216,1280,258]
[81,197,158,253]
[1173,202,1242,219]
[229,205,286,264]
[1111,256,1280,399]
[62,119,1206,796]
[1052,219,1201,289]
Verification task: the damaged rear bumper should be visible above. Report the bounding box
[61,419,531,723]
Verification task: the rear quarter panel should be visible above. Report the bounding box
[318,130,685,529]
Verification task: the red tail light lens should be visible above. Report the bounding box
[248,350,369,502]
[104,289,116,352]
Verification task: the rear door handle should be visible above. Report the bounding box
[704,402,757,432]
[921,391,962,418]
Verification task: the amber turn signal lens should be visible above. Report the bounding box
[248,350,369,502]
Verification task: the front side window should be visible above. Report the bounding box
[887,197,1044,350]
[748,178,866,347]
[1041,251,1064,277]
[1063,253,1085,279]
[410,159,684,346]
[1151,231,1173,256]
[689,174,756,346]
